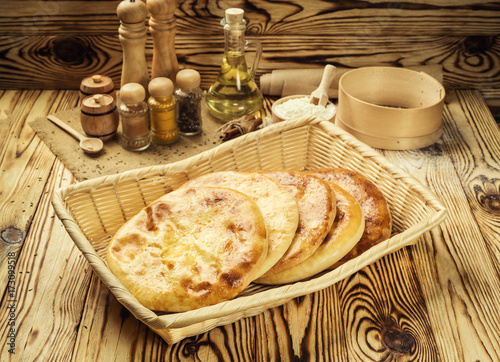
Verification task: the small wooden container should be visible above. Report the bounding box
[80,94,119,141]
[336,67,445,150]
[80,75,117,104]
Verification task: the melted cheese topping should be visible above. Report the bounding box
[106,186,268,312]
[181,171,300,279]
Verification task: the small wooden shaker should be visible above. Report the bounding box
[117,0,150,90]
[79,74,117,104]
[80,94,119,141]
[147,0,179,82]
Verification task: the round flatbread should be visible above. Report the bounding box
[256,182,364,284]
[256,170,336,278]
[311,168,392,263]
[106,186,268,312]
[181,171,299,278]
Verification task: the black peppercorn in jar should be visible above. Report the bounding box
[174,69,203,136]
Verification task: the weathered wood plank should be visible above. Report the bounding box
[379,90,500,361]
[0,34,498,96]
[0,90,80,298]
[1,0,498,36]
[0,161,91,361]
[0,91,57,295]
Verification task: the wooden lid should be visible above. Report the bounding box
[81,94,116,113]
[80,74,115,94]
[148,77,174,98]
[120,83,146,104]
[117,0,148,23]
[176,69,201,90]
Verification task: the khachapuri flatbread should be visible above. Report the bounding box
[106,186,268,312]
[311,168,392,263]
[256,170,336,278]
[256,182,364,284]
[180,171,299,278]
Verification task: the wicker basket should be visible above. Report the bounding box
[52,115,447,344]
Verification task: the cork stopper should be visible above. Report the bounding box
[120,83,146,104]
[225,8,244,24]
[176,69,201,90]
[117,0,148,23]
[149,77,174,98]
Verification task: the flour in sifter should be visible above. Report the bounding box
[274,97,336,120]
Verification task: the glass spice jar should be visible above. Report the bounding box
[174,69,203,136]
[118,83,151,151]
[148,77,179,145]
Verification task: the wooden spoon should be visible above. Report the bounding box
[47,115,104,154]
[310,64,337,107]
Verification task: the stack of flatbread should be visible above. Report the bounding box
[106,168,392,313]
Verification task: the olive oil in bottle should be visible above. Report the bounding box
[205,8,263,121]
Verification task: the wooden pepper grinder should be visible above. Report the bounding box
[147,0,179,82]
[117,0,150,90]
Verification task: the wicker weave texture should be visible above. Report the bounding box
[52,116,447,344]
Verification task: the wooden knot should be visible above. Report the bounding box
[1,227,24,244]
[463,36,494,55]
[474,177,500,213]
[382,326,415,354]
[51,37,89,64]
[183,342,200,355]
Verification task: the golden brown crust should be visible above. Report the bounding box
[311,168,392,262]
[256,170,336,278]
[106,186,268,312]
[257,181,364,284]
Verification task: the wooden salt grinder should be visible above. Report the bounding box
[147,0,179,82]
[117,0,150,90]
[80,94,119,141]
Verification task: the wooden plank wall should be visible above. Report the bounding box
[0,0,499,110]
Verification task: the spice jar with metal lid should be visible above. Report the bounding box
[174,69,203,136]
[148,77,179,145]
[118,83,151,151]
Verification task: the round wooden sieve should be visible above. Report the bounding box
[336,115,443,150]
[336,67,445,149]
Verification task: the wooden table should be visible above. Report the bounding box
[1,89,499,361]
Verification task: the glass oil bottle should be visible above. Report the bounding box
[205,8,263,122]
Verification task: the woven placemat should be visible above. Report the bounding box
[30,102,234,181]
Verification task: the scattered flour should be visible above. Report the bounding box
[274,97,336,120]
